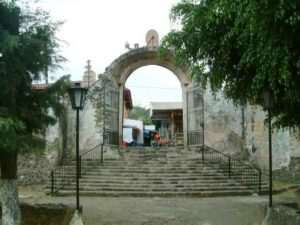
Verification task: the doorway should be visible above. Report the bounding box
[123,65,182,147]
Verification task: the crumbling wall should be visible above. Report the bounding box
[203,86,300,177]
[244,105,300,174]
[17,152,56,185]
[17,108,62,185]
[204,87,244,158]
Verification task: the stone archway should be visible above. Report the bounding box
[99,46,192,147]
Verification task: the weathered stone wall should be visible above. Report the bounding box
[41,80,105,163]
[203,85,300,175]
[244,105,300,172]
[17,108,63,185]
[16,144,60,186]
[17,150,57,185]
[204,87,244,158]
[273,157,300,181]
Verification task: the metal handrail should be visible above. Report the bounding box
[201,145,262,194]
[79,144,104,175]
[50,143,104,196]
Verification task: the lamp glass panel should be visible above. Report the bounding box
[74,88,82,108]
[80,90,87,108]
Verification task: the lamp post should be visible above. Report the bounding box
[68,82,88,212]
[262,89,274,208]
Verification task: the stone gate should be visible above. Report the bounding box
[95,46,202,147]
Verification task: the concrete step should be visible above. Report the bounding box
[79,178,234,185]
[61,186,252,192]
[67,180,238,186]
[78,167,222,173]
[55,189,255,197]
[48,147,266,197]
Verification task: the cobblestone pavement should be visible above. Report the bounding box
[16,186,269,225]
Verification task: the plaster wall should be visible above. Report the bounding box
[203,86,243,157]
[245,105,300,171]
[201,85,300,171]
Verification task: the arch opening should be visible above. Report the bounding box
[97,47,196,147]
[123,65,183,147]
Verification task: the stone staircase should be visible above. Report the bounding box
[47,147,266,197]
[175,133,184,146]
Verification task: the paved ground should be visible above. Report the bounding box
[79,196,267,225]
[17,186,269,225]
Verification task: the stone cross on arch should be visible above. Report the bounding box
[146,29,159,47]
[85,59,91,71]
[83,59,96,87]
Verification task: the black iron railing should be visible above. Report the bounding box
[79,144,104,176]
[50,161,75,196]
[201,145,262,194]
[188,129,204,146]
[50,144,104,196]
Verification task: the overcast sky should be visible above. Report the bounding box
[38,0,182,107]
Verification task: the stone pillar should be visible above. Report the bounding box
[182,84,188,148]
[118,84,124,145]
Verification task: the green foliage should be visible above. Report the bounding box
[128,106,152,125]
[160,0,300,129]
[0,117,25,151]
[0,1,69,154]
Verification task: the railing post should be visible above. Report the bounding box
[259,169,262,195]
[201,146,204,162]
[228,157,231,179]
[101,144,104,164]
[79,155,82,178]
[51,171,54,196]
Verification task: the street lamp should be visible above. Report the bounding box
[262,89,274,208]
[68,82,88,212]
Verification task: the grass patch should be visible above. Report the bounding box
[273,180,300,190]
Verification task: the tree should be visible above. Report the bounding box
[128,106,152,125]
[0,1,68,224]
[160,0,300,129]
